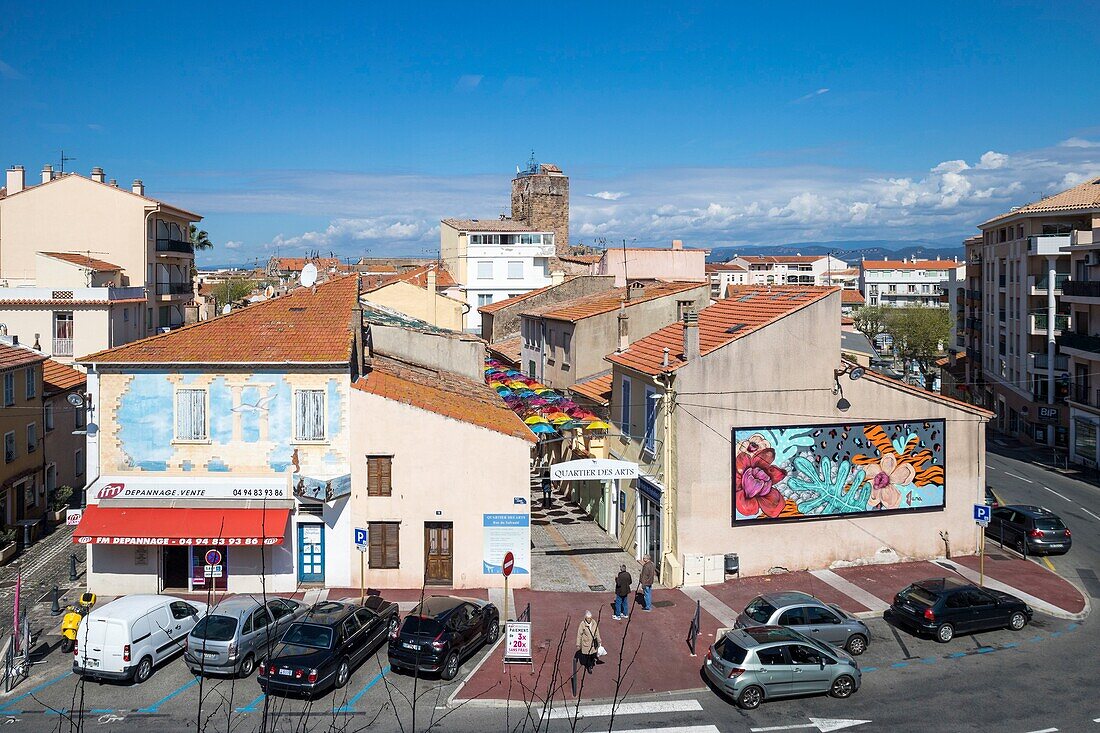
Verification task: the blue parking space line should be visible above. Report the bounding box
[236,694,266,713]
[975,646,995,654]
[1049,631,1062,638]
[1067,623,1078,631]
[138,677,199,713]
[1028,635,1044,643]
[0,672,71,711]
[949,651,967,658]
[335,665,390,713]
[861,667,877,672]
[1003,642,1019,648]
[890,662,908,668]
[920,657,937,664]
[90,709,114,713]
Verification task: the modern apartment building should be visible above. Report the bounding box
[860,258,962,307]
[733,254,850,287]
[705,263,749,298]
[0,165,202,360]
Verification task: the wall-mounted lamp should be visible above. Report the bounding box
[832,363,864,411]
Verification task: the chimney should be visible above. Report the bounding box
[617,298,630,352]
[5,166,24,194]
[132,179,144,196]
[91,166,105,183]
[682,310,700,362]
[108,178,118,187]
[551,269,565,286]
[671,239,683,250]
[41,164,54,184]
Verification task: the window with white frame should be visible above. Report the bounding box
[44,402,54,431]
[620,377,632,437]
[294,389,326,441]
[644,387,657,453]
[477,261,493,280]
[477,293,493,308]
[507,261,523,279]
[24,368,35,399]
[3,373,13,406]
[26,423,36,453]
[175,388,207,441]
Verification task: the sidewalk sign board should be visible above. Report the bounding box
[504,621,532,664]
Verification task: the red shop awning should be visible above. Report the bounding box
[73,506,290,546]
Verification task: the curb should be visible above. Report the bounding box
[449,686,708,710]
[936,558,1089,622]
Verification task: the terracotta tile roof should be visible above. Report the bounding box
[42,359,86,394]
[270,257,345,272]
[832,268,859,276]
[570,373,613,406]
[478,283,558,314]
[558,254,602,264]
[841,316,855,326]
[82,275,359,365]
[374,264,457,290]
[739,255,827,264]
[520,281,706,323]
[42,252,123,271]
[486,337,521,366]
[353,359,535,443]
[861,259,959,271]
[983,178,1100,225]
[841,290,866,304]
[706,262,748,272]
[0,342,47,371]
[608,286,836,376]
[0,298,147,306]
[441,218,546,233]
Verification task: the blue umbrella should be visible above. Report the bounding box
[529,423,557,434]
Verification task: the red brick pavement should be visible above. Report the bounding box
[952,553,1086,614]
[704,570,871,614]
[831,560,948,603]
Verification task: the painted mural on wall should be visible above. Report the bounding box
[731,421,946,523]
[108,370,348,478]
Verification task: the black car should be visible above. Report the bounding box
[885,577,1032,643]
[985,504,1072,556]
[257,597,399,697]
[388,596,499,680]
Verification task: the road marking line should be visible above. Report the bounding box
[1042,486,1070,501]
[0,672,71,711]
[1005,472,1033,483]
[1081,508,1100,521]
[335,665,390,713]
[235,694,265,713]
[990,488,1006,505]
[137,677,199,713]
[808,569,890,612]
[1042,556,1057,572]
[680,585,739,627]
[546,699,703,720]
[618,727,718,733]
[1023,728,1058,733]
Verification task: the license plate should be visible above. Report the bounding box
[278,668,293,677]
[84,658,100,668]
[402,642,419,651]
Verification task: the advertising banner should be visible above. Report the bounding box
[504,621,532,663]
[482,514,530,575]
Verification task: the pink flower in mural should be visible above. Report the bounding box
[735,447,787,518]
[735,433,771,457]
[865,454,916,510]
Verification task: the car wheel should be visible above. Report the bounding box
[737,685,764,710]
[845,634,868,656]
[238,654,255,678]
[388,616,399,637]
[829,674,856,699]
[335,658,351,688]
[936,623,955,643]
[133,656,154,684]
[60,638,74,654]
[440,652,460,681]
[1015,538,1026,554]
[1009,612,1028,631]
[485,620,500,644]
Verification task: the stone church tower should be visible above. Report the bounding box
[511,159,569,256]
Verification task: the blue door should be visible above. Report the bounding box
[297,523,325,583]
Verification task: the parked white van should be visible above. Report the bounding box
[74,595,207,682]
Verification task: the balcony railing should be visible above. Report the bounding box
[1029,352,1068,371]
[1031,313,1071,331]
[155,238,194,255]
[156,282,192,296]
[1071,385,1100,406]
[1057,332,1100,357]
[52,338,73,357]
[1028,234,1072,255]
[1030,274,1070,292]
[1063,280,1100,298]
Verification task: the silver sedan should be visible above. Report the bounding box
[735,591,870,655]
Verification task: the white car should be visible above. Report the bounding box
[74,595,207,683]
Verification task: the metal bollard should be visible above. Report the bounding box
[51,586,61,616]
[69,553,78,582]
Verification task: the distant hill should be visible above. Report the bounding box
[707,239,965,264]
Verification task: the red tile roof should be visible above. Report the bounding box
[706,263,748,272]
[478,283,558,314]
[0,298,147,306]
[441,218,545,233]
[861,259,959,270]
[42,359,86,394]
[353,359,535,443]
[370,264,457,291]
[521,281,706,323]
[0,342,47,371]
[608,286,837,376]
[82,275,359,365]
[558,254,602,264]
[486,337,521,366]
[570,373,613,406]
[739,255,827,264]
[983,178,1100,224]
[42,252,123,272]
[841,290,865,304]
[270,257,346,273]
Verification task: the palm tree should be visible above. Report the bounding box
[189,224,213,251]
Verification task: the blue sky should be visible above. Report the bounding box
[2,2,1100,264]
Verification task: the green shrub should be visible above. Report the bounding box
[50,485,74,511]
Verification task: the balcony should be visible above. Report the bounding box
[1028,274,1069,295]
[1057,332,1100,359]
[1029,313,1071,335]
[1071,385,1100,407]
[1028,352,1069,372]
[966,289,982,301]
[52,338,73,357]
[0,285,146,304]
[1028,234,1072,256]
[156,238,194,256]
[1062,279,1100,301]
[156,282,192,296]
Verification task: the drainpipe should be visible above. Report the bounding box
[1046,256,1056,426]
[654,370,676,585]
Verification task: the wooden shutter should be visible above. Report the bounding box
[366,457,393,497]
[368,522,399,569]
[383,523,399,568]
[368,522,383,568]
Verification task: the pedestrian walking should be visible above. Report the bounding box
[541,474,552,511]
[575,611,601,673]
[639,554,656,611]
[613,564,632,619]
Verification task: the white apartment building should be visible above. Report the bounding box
[0,165,202,362]
[860,259,963,307]
[440,218,555,332]
[704,262,749,298]
[732,254,850,286]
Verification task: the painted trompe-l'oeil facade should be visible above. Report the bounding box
[84,366,352,594]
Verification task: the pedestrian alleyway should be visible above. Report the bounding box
[530,484,642,592]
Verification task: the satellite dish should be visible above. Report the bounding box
[221,304,232,315]
[848,366,866,381]
[264,285,275,298]
[67,393,85,408]
[300,263,318,288]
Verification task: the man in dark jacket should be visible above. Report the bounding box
[613,564,632,619]
[639,555,656,611]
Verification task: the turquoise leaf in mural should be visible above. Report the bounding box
[759,428,816,466]
[786,455,870,516]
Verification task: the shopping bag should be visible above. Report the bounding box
[596,645,607,657]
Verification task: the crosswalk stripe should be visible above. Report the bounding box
[614,727,719,733]
[546,699,702,720]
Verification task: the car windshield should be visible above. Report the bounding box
[901,586,938,607]
[714,636,747,664]
[281,623,333,649]
[401,615,444,637]
[743,597,777,624]
[191,615,237,642]
[1034,519,1066,531]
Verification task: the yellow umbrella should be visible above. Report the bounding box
[550,415,572,424]
[585,421,612,431]
[524,415,549,425]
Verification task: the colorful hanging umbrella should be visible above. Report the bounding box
[585,420,611,431]
[550,415,572,425]
[495,389,513,397]
[524,415,549,424]
[558,420,583,430]
[530,423,557,434]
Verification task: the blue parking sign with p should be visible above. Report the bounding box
[973,503,991,525]
[354,527,369,551]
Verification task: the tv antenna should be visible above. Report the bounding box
[59,149,76,174]
[300,263,319,288]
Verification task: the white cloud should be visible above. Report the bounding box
[0,60,23,80]
[792,88,829,103]
[223,240,243,249]
[588,191,627,201]
[455,74,483,91]
[976,151,1008,169]
[1059,137,1100,148]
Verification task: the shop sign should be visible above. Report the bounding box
[65,509,83,526]
[482,514,530,575]
[75,536,281,546]
[1038,406,1059,421]
[504,621,532,663]
[92,482,289,502]
[549,459,638,482]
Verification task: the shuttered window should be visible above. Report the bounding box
[175,389,207,440]
[294,389,325,441]
[368,522,399,569]
[366,456,393,497]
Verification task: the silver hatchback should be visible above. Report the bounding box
[735,591,870,655]
[185,597,306,677]
[704,626,861,709]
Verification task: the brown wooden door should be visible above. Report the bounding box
[424,522,453,585]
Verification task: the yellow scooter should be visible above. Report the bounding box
[59,592,96,653]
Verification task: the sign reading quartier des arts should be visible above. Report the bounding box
[549,459,638,482]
